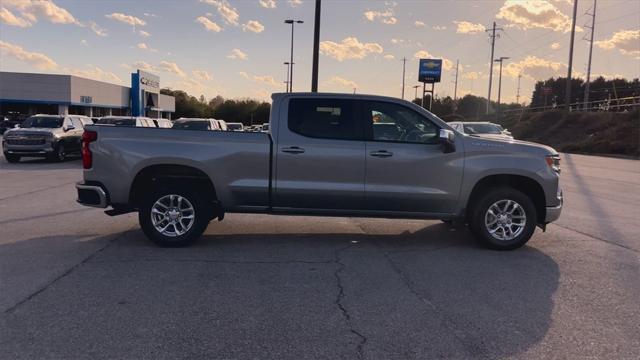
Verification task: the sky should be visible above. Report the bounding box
[1,0,639,104]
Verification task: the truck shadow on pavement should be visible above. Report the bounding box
[3,224,559,359]
[1,157,82,171]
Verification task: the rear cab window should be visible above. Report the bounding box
[288,98,361,140]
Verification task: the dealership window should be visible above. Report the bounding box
[288,98,359,140]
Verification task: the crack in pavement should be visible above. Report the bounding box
[3,227,135,314]
[333,243,368,359]
[381,249,489,358]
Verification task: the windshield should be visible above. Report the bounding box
[97,118,136,126]
[463,123,503,135]
[172,121,210,130]
[21,116,63,128]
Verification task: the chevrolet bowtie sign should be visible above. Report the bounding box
[418,59,442,83]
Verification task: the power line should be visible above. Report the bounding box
[485,21,503,114]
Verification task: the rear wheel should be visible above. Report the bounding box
[4,153,20,163]
[469,187,537,250]
[139,186,210,247]
[48,143,66,162]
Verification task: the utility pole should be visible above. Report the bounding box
[311,0,321,92]
[565,0,579,111]
[412,85,420,101]
[516,73,522,104]
[453,59,459,101]
[401,57,406,99]
[285,19,304,93]
[583,0,597,110]
[494,56,509,112]
[485,22,503,114]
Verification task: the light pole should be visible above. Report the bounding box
[494,56,509,112]
[285,19,303,92]
[284,62,291,92]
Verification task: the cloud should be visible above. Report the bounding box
[259,0,276,8]
[0,7,31,27]
[462,71,481,80]
[68,65,123,84]
[432,25,447,31]
[196,16,222,32]
[454,21,485,34]
[496,0,581,33]
[595,30,640,57]
[503,55,566,80]
[227,48,248,60]
[192,70,213,81]
[2,0,79,25]
[88,21,107,36]
[324,76,358,90]
[550,42,560,50]
[414,20,425,27]
[384,54,395,60]
[80,39,88,46]
[242,20,264,33]
[131,61,156,73]
[158,61,186,77]
[200,0,239,26]
[320,37,383,61]
[0,40,57,70]
[137,42,157,52]
[288,0,303,7]
[139,30,151,37]
[239,71,280,87]
[364,8,397,25]
[143,13,159,18]
[106,12,145,27]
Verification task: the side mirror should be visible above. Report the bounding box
[14,124,20,128]
[439,129,456,153]
[63,124,75,132]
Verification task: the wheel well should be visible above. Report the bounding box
[129,164,217,208]
[467,174,546,224]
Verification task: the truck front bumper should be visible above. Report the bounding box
[545,189,563,223]
[76,182,109,208]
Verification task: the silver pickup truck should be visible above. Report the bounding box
[76,93,562,250]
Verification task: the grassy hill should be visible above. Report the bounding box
[495,110,640,158]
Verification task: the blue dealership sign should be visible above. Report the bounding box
[418,59,442,83]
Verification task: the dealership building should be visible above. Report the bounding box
[0,70,175,119]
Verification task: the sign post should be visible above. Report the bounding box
[418,59,442,111]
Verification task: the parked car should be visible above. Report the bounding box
[3,114,90,162]
[172,118,220,131]
[226,122,244,131]
[95,116,157,127]
[448,121,513,140]
[214,119,228,131]
[153,118,173,128]
[261,123,270,132]
[76,93,562,250]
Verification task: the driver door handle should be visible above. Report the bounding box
[370,150,393,158]
[281,146,305,154]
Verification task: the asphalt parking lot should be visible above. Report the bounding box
[1,151,639,359]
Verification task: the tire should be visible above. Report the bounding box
[139,186,210,247]
[4,153,20,163]
[49,142,66,162]
[468,187,537,250]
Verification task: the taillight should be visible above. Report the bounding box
[82,130,97,169]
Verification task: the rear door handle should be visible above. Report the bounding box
[370,150,393,158]
[282,146,305,154]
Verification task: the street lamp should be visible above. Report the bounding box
[494,56,509,112]
[284,62,292,92]
[285,19,303,92]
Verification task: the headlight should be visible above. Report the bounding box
[545,155,561,174]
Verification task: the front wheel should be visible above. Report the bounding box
[48,143,66,162]
[139,187,210,247]
[468,187,537,250]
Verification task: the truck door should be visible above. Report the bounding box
[361,100,463,214]
[274,97,366,210]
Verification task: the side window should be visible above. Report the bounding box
[365,101,439,144]
[288,98,358,140]
[71,118,84,129]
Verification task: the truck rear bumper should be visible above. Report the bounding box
[76,182,108,208]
